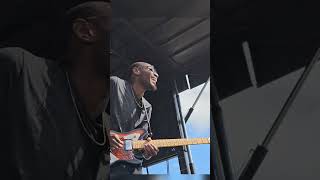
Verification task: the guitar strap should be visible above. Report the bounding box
[143,103,153,138]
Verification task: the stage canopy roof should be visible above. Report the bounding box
[214,0,320,99]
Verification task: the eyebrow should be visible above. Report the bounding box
[85,15,109,19]
[146,65,155,69]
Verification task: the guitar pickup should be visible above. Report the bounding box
[124,139,133,151]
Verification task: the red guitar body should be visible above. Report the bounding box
[110,128,148,166]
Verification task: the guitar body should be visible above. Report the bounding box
[110,128,148,166]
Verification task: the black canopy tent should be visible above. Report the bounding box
[0,0,92,58]
[214,0,320,99]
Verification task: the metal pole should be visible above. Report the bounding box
[262,48,320,147]
[184,77,210,122]
[212,79,235,180]
[239,48,320,180]
[211,106,226,180]
[173,81,190,174]
[173,79,195,174]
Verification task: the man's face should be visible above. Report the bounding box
[86,15,110,76]
[137,63,159,91]
[68,2,111,77]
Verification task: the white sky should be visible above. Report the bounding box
[180,80,211,135]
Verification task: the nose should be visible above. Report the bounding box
[153,72,159,78]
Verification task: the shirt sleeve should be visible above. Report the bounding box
[0,47,24,177]
[110,76,119,91]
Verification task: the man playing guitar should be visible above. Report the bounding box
[109,61,160,175]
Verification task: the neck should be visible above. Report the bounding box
[66,49,104,78]
[131,81,145,99]
[65,51,108,114]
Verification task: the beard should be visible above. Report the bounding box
[141,78,157,91]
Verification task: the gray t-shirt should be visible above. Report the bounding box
[109,76,152,135]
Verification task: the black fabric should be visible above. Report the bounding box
[0,47,109,180]
[110,162,142,176]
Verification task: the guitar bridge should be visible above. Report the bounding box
[124,139,133,151]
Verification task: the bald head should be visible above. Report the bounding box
[130,62,151,71]
[66,1,111,31]
[66,1,111,19]
[129,61,159,91]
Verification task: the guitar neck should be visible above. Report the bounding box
[132,138,210,149]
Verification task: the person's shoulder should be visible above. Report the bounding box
[110,76,120,82]
[0,47,26,55]
[110,76,127,85]
[0,47,47,64]
[0,47,58,74]
[0,47,25,63]
[0,47,31,74]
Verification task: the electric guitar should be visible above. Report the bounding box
[110,128,210,166]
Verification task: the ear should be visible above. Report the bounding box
[132,66,141,76]
[72,18,97,43]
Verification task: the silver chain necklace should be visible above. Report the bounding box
[131,85,144,109]
[130,84,153,137]
[65,71,106,146]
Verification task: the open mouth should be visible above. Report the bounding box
[151,78,157,84]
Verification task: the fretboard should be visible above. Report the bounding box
[132,138,210,149]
